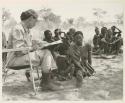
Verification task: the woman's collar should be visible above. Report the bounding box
[21,22,30,33]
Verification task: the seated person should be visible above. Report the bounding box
[93,27,100,51]
[43,30,55,52]
[99,27,108,54]
[7,9,63,91]
[67,31,94,87]
[111,26,122,37]
[43,30,70,80]
[66,28,76,43]
[110,26,122,54]
[104,29,113,55]
[54,34,72,81]
[43,30,58,77]
[43,30,54,43]
[54,29,62,41]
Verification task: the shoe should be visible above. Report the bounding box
[25,70,31,82]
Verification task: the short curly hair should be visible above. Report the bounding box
[20,9,38,21]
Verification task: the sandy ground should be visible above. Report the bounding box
[2,54,123,101]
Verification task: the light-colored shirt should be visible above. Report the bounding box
[7,22,32,56]
[8,22,32,49]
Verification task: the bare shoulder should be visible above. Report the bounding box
[84,42,91,47]
[84,42,92,51]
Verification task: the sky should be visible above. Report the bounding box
[1,0,124,22]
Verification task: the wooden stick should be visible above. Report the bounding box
[2,47,31,53]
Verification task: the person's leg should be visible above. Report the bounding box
[56,56,68,80]
[38,49,57,72]
[76,69,83,88]
[7,51,41,81]
[39,49,63,91]
[104,43,109,55]
[65,63,75,79]
[7,51,41,67]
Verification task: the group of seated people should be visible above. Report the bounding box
[43,28,95,80]
[2,9,94,91]
[93,26,123,55]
